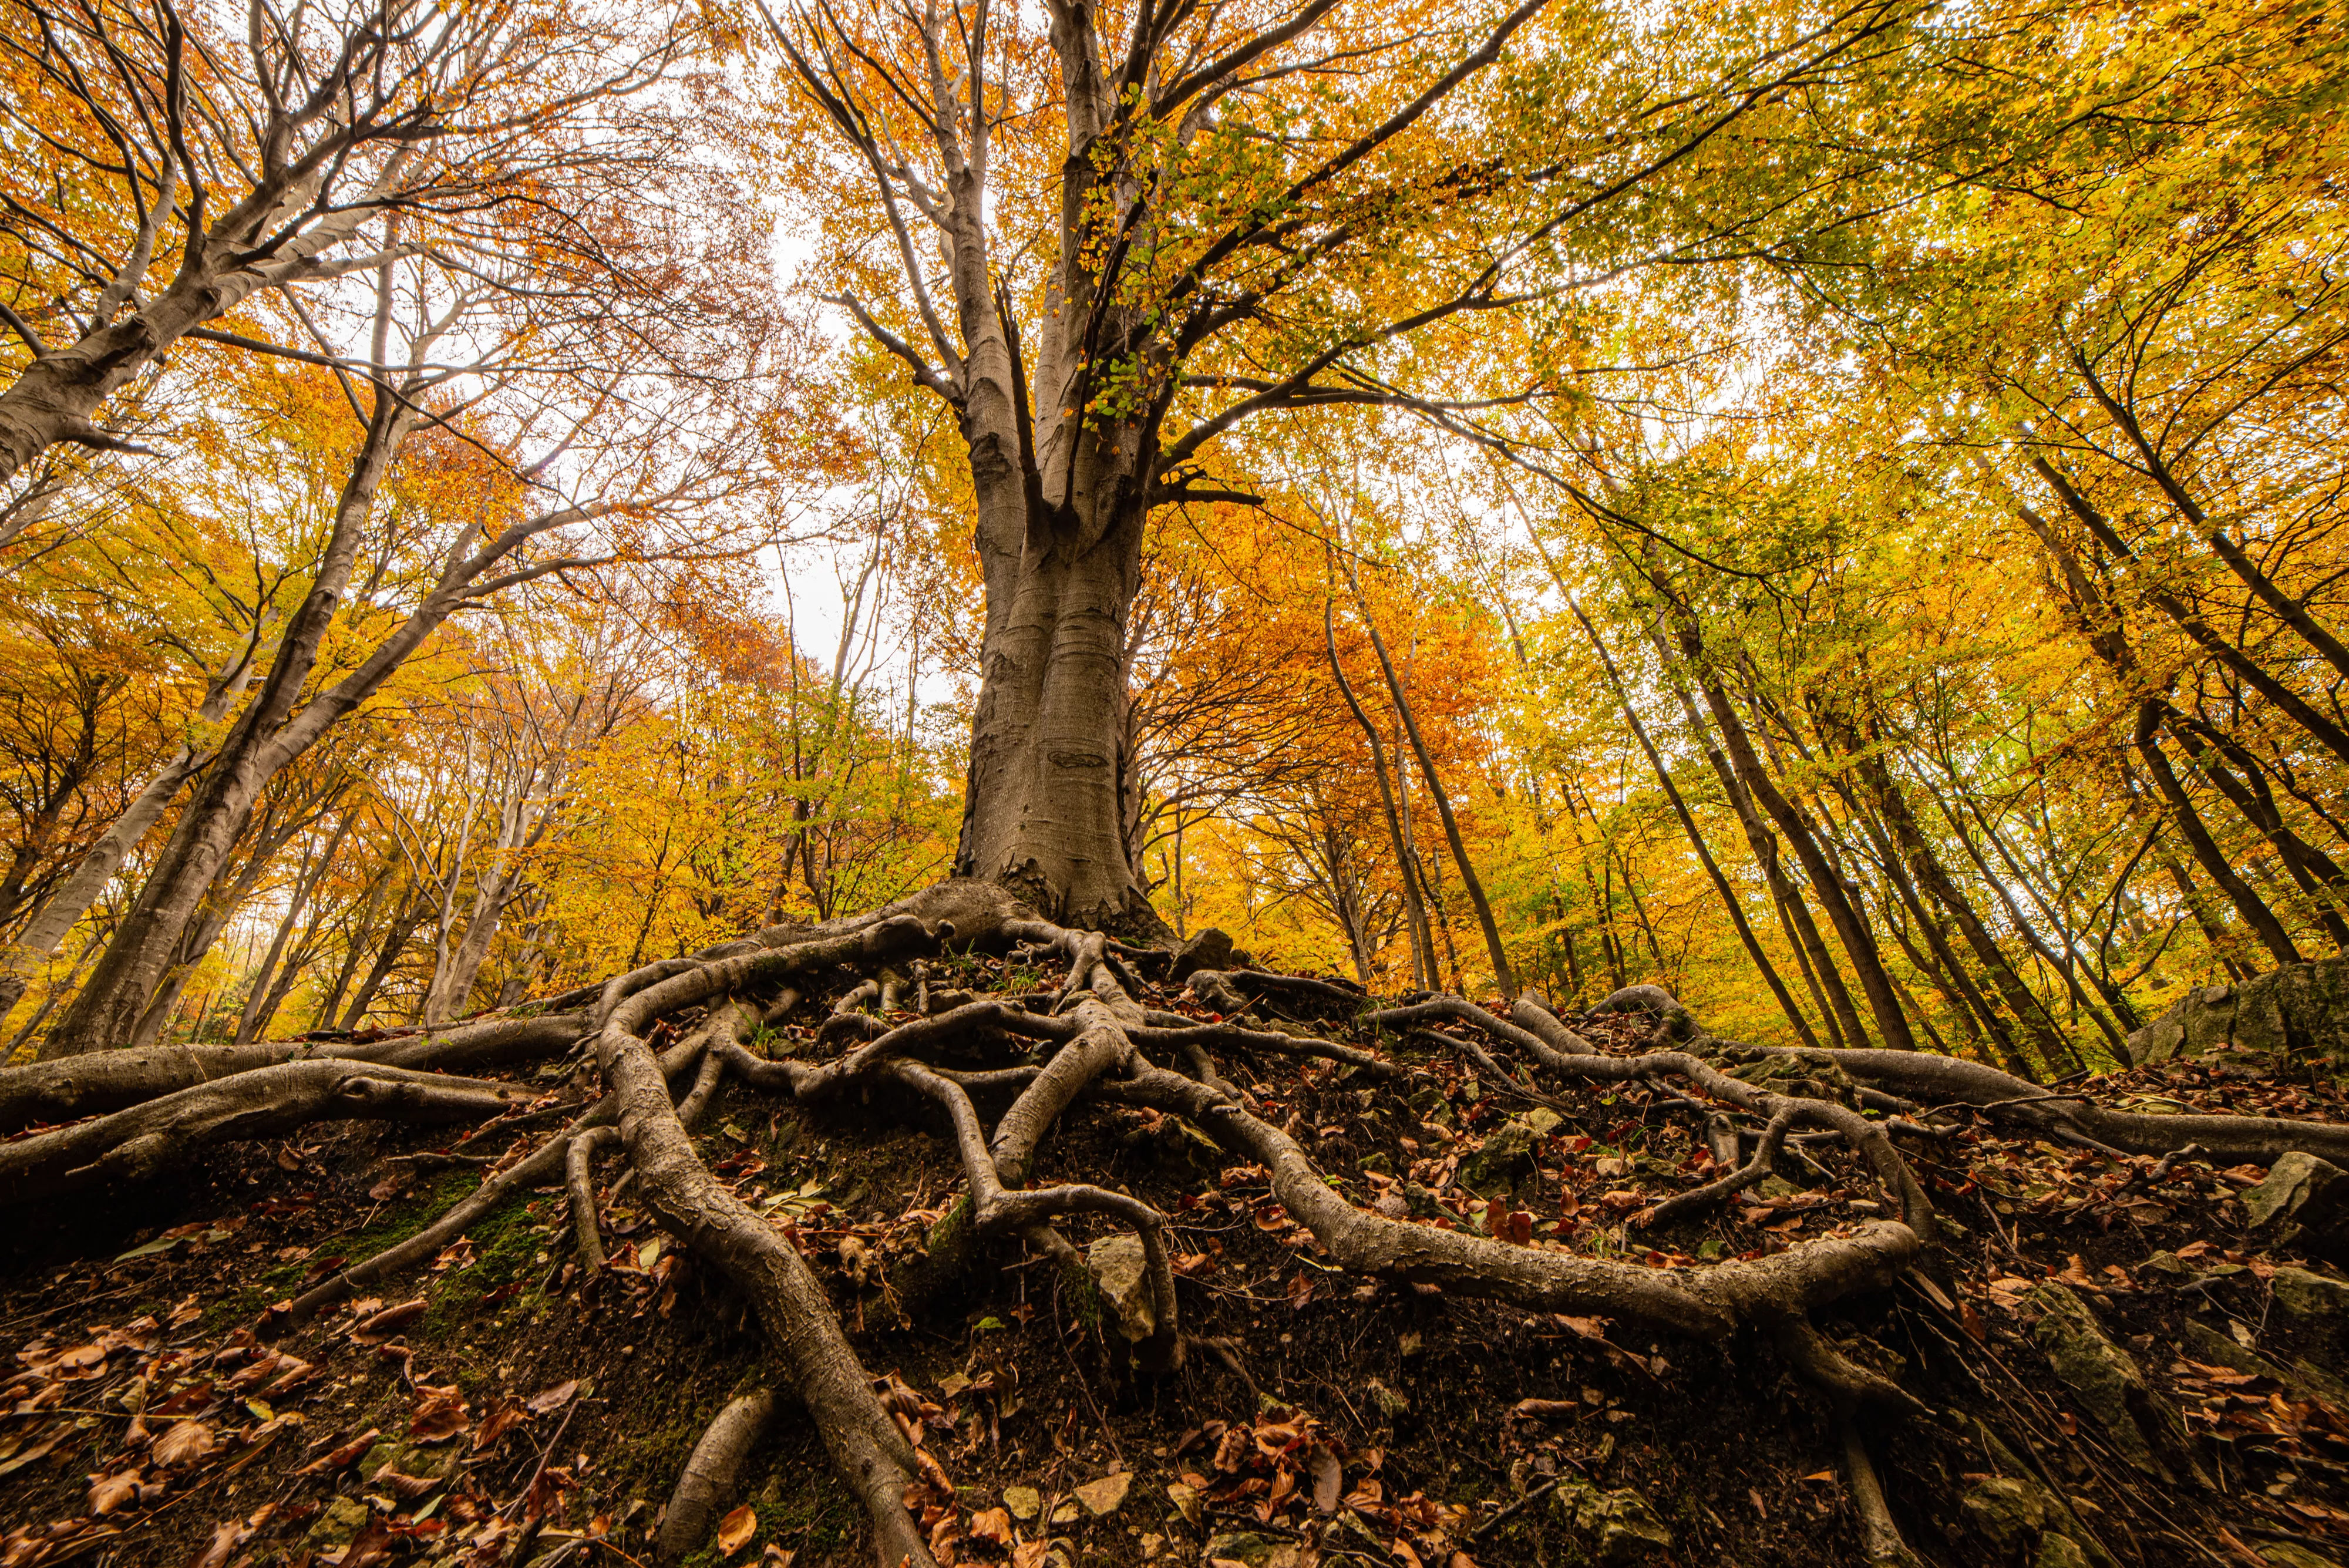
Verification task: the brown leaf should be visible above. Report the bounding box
[409,1388,470,1442]
[297,1428,381,1476]
[187,1517,252,1568]
[1310,1445,1342,1515]
[473,1399,529,1453]
[151,1420,216,1469]
[352,1300,428,1344]
[1012,1542,1049,1568]
[716,1503,758,1556]
[88,1470,142,1515]
[524,1379,579,1415]
[1509,1399,1579,1421]
[969,1508,1013,1546]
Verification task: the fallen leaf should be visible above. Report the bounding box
[1311,1444,1342,1515]
[525,1379,579,1415]
[152,1420,216,1469]
[353,1300,429,1344]
[473,1401,529,1453]
[716,1503,758,1555]
[410,1389,470,1442]
[970,1508,1013,1546]
[87,1470,142,1514]
[1074,1471,1131,1515]
[298,1428,381,1475]
[0,1429,66,1477]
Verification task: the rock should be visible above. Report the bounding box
[2245,1154,2349,1248]
[302,1496,373,1550]
[1074,1471,1131,1516]
[1202,1529,1298,1567]
[1086,1233,1156,1343]
[1460,1118,1543,1195]
[1960,1476,2046,1553]
[1522,1108,1563,1137]
[1172,928,1236,981]
[1548,1480,1674,1564]
[2274,1266,2349,1320]
[2262,1545,2347,1568]
[1002,1485,1042,1523]
[2037,1537,2095,1568]
[2026,1282,2202,1483]
[2125,957,2349,1069]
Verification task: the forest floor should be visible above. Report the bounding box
[8,958,2349,1568]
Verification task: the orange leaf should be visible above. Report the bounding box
[716,1503,759,1556]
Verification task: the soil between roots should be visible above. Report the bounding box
[5,975,2348,1568]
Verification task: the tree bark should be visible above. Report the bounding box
[1327,603,1434,988]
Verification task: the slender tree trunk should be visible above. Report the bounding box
[2134,699,2301,966]
[0,631,267,1021]
[1674,647,1916,1049]
[2029,455,2349,767]
[2078,361,2349,687]
[1573,604,1817,1044]
[1354,607,1516,1000]
[1645,628,1861,1048]
[1327,604,1434,990]
[1843,723,2078,1073]
[41,399,410,1058]
[342,891,430,1032]
[2169,719,2349,950]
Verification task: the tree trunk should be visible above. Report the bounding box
[1355,607,1516,1000]
[1327,604,1434,989]
[954,523,1156,933]
[2134,699,2301,967]
[0,632,267,1023]
[1574,603,1817,1045]
[38,403,407,1058]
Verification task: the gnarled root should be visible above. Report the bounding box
[654,1388,778,1564]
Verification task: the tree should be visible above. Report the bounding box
[770,0,1911,928]
[0,0,693,484]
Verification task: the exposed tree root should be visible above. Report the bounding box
[0,1011,583,1132]
[15,887,2349,1566]
[654,1387,778,1564]
[0,1059,531,1207]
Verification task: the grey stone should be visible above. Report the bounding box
[1459,1118,1542,1195]
[1547,1480,1673,1564]
[1086,1233,1156,1343]
[303,1496,373,1549]
[2125,957,2349,1069]
[1202,1529,1298,1567]
[2274,1266,2349,1320]
[2027,1282,2202,1483]
[1172,928,1236,981]
[1960,1476,2045,1553]
[2037,1536,2094,1568]
[2244,1154,2349,1244]
[2261,1545,2347,1568]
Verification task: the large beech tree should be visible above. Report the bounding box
[774,0,1911,930]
